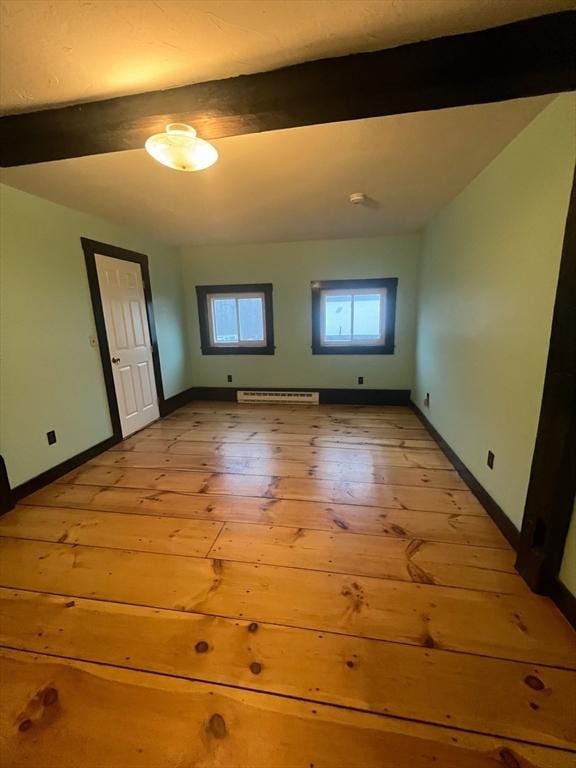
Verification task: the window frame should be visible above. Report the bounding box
[196,283,275,355]
[208,291,268,349]
[311,278,398,355]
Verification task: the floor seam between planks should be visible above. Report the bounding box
[205,523,226,555]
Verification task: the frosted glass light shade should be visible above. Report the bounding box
[145,123,218,171]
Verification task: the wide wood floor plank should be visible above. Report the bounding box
[160,414,427,430]
[180,403,417,415]
[209,522,524,594]
[272,476,482,512]
[112,437,454,469]
[2,649,572,768]
[60,464,271,497]
[177,403,415,413]
[137,424,437,449]
[21,485,508,547]
[148,419,432,440]
[0,505,222,557]
[1,538,574,667]
[93,449,466,489]
[0,506,517,593]
[58,465,484,514]
[1,589,574,749]
[315,434,437,449]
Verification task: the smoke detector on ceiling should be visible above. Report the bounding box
[349,192,367,205]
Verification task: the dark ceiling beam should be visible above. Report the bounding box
[0,11,574,167]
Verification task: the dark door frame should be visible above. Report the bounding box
[0,455,14,514]
[516,168,576,623]
[81,237,165,441]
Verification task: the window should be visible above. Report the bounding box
[196,283,274,354]
[311,278,398,354]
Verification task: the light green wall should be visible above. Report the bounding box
[560,498,576,595]
[560,501,575,596]
[415,94,575,531]
[180,236,420,389]
[0,184,191,487]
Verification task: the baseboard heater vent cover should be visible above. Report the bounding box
[237,390,319,405]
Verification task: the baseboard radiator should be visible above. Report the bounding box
[237,390,320,405]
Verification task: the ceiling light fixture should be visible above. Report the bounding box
[145,123,218,172]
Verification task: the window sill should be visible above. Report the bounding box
[200,346,275,356]
[311,345,395,355]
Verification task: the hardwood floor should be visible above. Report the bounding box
[1,402,575,767]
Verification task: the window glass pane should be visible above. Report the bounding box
[238,297,265,342]
[353,293,382,340]
[324,294,352,341]
[212,298,238,342]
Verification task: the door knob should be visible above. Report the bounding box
[112,357,121,364]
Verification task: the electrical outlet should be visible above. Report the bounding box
[227,374,233,383]
[358,376,364,385]
[47,430,57,445]
[424,392,430,408]
[487,450,495,469]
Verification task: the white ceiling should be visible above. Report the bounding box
[0,0,572,114]
[1,96,551,245]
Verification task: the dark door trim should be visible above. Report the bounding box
[81,238,165,440]
[516,168,576,595]
[0,455,15,515]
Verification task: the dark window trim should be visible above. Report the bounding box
[196,283,275,355]
[81,237,165,440]
[311,278,398,355]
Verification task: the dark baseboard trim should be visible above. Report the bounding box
[159,388,197,417]
[411,402,520,549]
[548,577,576,630]
[412,403,576,625]
[12,435,121,503]
[0,455,15,515]
[189,387,411,406]
[320,388,410,406]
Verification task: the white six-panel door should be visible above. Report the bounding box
[95,254,160,437]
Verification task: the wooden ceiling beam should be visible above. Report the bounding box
[0,11,574,167]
